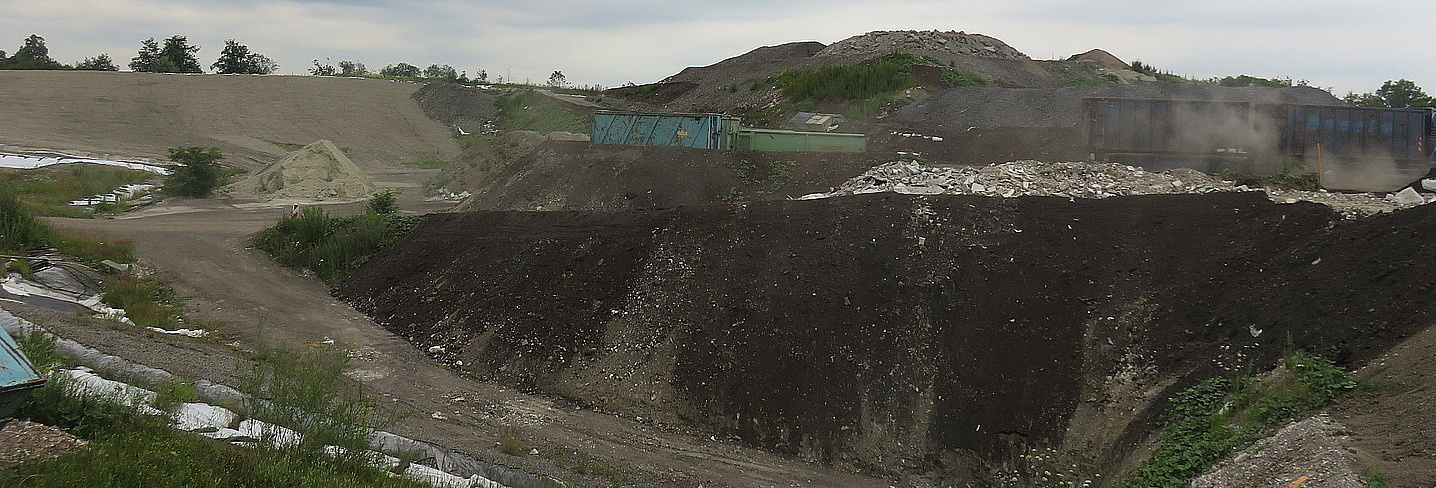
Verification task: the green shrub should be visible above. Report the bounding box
[162,146,225,198]
[367,190,398,215]
[14,328,61,372]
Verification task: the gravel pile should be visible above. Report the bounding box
[804,160,1428,218]
[816,30,1028,60]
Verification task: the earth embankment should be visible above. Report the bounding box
[0,71,458,172]
[338,191,1436,483]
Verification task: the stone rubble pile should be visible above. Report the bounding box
[803,160,1428,219]
[807,160,1239,200]
[816,30,1029,60]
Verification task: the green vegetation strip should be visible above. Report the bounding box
[5,335,431,488]
[495,89,589,134]
[252,201,421,285]
[0,182,134,265]
[1122,350,1361,487]
[0,164,155,218]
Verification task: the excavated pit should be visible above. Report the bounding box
[338,192,1436,484]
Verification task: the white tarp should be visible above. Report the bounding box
[0,154,169,174]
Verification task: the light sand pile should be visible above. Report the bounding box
[226,139,376,200]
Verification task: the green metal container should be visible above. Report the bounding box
[736,129,867,153]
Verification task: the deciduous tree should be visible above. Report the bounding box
[338,60,366,76]
[379,63,420,78]
[0,34,64,70]
[212,40,276,74]
[129,37,161,71]
[158,36,202,73]
[75,53,119,71]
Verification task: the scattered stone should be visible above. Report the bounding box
[0,420,88,469]
[811,160,1419,219]
[1192,414,1363,488]
[817,30,1028,60]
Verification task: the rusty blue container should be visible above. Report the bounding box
[591,111,739,149]
[0,327,45,426]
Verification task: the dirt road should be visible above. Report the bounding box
[44,196,895,488]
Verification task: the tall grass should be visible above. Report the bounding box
[0,182,54,253]
[252,207,421,284]
[774,53,919,102]
[4,343,431,488]
[241,347,391,465]
[0,164,155,217]
[100,274,180,328]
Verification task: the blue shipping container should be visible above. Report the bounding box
[1084,98,1434,191]
[591,111,739,150]
[0,326,45,426]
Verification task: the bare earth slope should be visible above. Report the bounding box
[0,71,458,172]
[339,192,1436,484]
[47,198,888,488]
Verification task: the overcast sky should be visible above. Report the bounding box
[2,0,1431,96]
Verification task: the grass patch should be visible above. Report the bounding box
[1122,350,1358,487]
[252,206,422,285]
[4,347,429,488]
[0,180,137,267]
[0,164,155,217]
[495,89,589,134]
[100,274,181,329]
[730,159,797,197]
[241,347,391,461]
[774,53,920,102]
[401,159,450,170]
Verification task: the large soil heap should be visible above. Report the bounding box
[338,192,1436,484]
[226,139,377,200]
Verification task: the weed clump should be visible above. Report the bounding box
[251,206,421,284]
[1122,350,1359,487]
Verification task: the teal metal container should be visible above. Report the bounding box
[736,129,867,153]
[591,111,740,149]
[0,327,45,426]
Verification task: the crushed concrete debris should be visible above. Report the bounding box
[807,160,1240,200]
[803,160,1428,218]
[817,30,1029,59]
[1192,414,1363,488]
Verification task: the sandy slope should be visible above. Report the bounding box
[0,71,458,172]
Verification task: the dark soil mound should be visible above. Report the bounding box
[411,82,501,130]
[338,191,1435,483]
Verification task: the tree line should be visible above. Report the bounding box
[0,34,275,74]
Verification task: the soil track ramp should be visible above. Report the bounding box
[0,71,457,171]
[340,192,1436,483]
